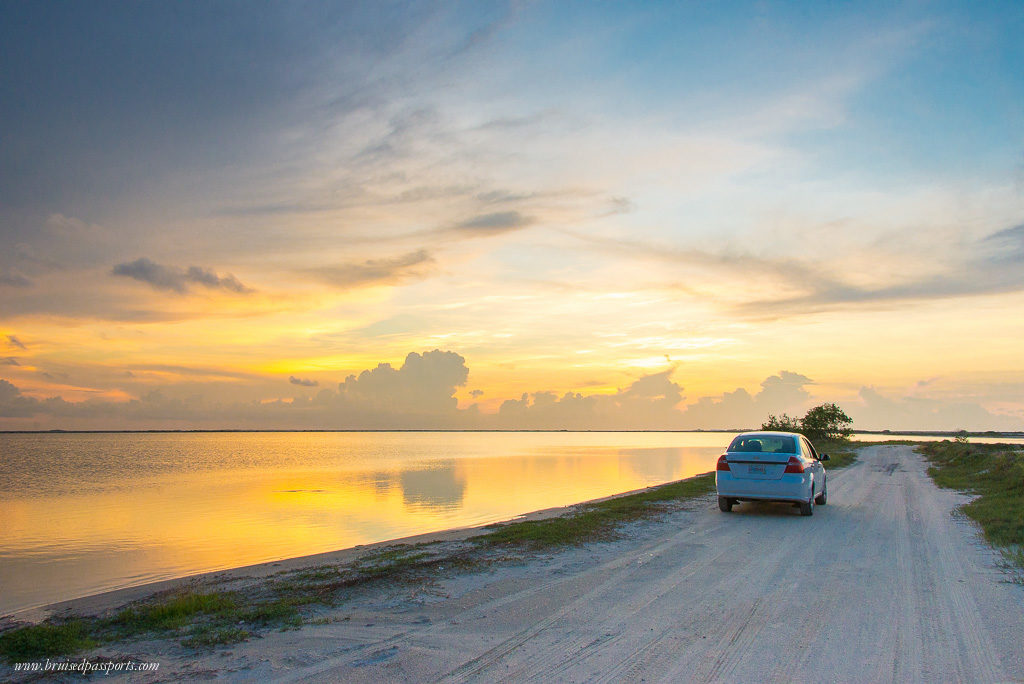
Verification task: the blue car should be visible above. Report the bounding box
[715,431,829,516]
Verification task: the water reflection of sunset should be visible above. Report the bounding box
[0,431,728,615]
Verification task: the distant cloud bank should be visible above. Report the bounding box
[0,351,1018,432]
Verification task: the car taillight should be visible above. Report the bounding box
[717,454,730,471]
[784,456,805,473]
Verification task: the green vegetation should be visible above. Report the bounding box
[0,621,95,661]
[762,402,854,442]
[107,591,238,634]
[761,413,801,432]
[0,589,302,662]
[0,472,720,662]
[477,473,717,549]
[817,439,858,470]
[919,441,1024,567]
[355,547,432,577]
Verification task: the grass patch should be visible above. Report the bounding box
[236,598,304,627]
[0,589,304,661]
[919,440,1024,566]
[476,473,717,549]
[818,439,858,470]
[106,591,238,634]
[0,620,95,661]
[355,546,432,577]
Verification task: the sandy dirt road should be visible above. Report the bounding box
[260,445,1024,683]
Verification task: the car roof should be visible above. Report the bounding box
[734,431,804,438]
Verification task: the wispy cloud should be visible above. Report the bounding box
[453,211,533,235]
[1,357,20,366]
[736,221,1024,317]
[306,249,434,289]
[981,223,1024,262]
[566,217,1024,319]
[289,376,318,387]
[111,258,253,294]
[7,335,27,350]
[0,268,32,287]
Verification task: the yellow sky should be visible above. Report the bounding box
[2,3,1023,431]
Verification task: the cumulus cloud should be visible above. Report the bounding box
[1,354,1018,432]
[495,369,686,430]
[307,250,434,289]
[336,350,468,414]
[0,379,41,417]
[680,371,813,429]
[454,211,532,235]
[111,258,253,294]
[289,375,318,387]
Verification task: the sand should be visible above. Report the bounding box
[4,445,1024,682]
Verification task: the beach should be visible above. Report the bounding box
[4,445,1024,682]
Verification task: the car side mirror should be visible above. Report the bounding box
[820,454,830,461]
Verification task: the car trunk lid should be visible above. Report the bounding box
[725,452,790,480]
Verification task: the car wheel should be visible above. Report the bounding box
[815,480,827,505]
[718,496,733,512]
[799,496,814,516]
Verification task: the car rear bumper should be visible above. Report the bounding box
[715,471,811,502]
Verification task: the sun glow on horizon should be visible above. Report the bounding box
[1,2,1023,431]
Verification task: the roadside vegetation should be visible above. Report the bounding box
[760,403,859,470]
[762,402,854,442]
[919,440,1024,568]
[815,439,857,470]
[477,473,716,548]
[0,472,718,663]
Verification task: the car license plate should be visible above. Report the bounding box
[749,464,766,475]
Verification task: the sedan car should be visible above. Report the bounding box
[715,431,829,516]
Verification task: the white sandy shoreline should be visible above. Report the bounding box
[4,478,682,627]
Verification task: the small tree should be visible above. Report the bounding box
[761,413,801,432]
[800,402,853,442]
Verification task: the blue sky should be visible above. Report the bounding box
[1,0,1022,430]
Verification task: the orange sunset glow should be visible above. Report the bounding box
[2,2,1023,432]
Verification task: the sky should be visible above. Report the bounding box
[1,0,1023,431]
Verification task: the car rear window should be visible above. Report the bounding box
[728,435,797,454]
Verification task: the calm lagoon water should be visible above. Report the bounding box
[0,431,733,615]
[3,430,1020,616]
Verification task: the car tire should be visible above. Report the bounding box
[815,480,827,505]
[718,496,733,512]
[799,496,814,516]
